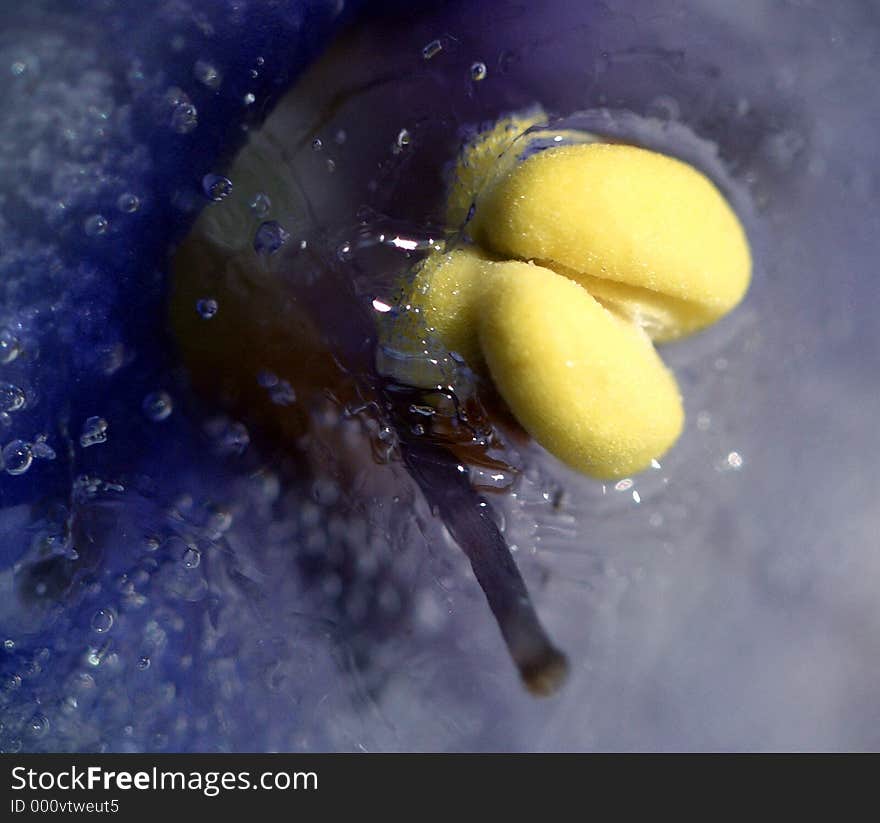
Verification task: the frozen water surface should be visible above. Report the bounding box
[1,0,879,751]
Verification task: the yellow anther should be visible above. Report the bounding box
[471,141,751,341]
[382,114,751,478]
[479,261,684,479]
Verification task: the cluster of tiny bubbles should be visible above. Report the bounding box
[0,328,21,364]
[193,59,222,90]
[422,38,443,60]
[249,191,271,219]
[2,439,32,475]
[253,220,289,255]
[142,390,173,422]
[83,213,108,237]
[165,87,198,134]
[196,297,218,319]
[115,192,140,213]
[0,382,26,413]
[470,61,487,81]
[90,608,114,634]
[79,416,109,448]
[201,173,233,202]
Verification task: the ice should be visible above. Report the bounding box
[1,0,879,752]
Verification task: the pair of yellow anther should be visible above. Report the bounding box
[385,114,751,479]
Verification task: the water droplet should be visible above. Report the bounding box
[422,39,443,60]
[196,298,218,319]
[194,59,221,89]
[80,416,109,448]
[726,451,744,470]
[243,92,256,106]
[470,61,487,81]
[396,128,411,149]
[91,608,114,634]
[10,61,26,77]
[249,192,271,218]
[137,656,151,670]
[0,383,25,413]
[0,328,21,364]
[182,546,201,569]
[3,639,14,650]
[143,391,173,422]
[201,173,233,201]
[116,193,140,213]
[84,214,108,237]
[311,137,323,152]
[2,440,32,475]
[253,221,289,255]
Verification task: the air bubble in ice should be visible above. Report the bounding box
[194,59,222,89]
[80,416,109,448]
[311,137,323,152]
[28,714,49,738]
[196,298,218,319]
[181,546,201,569]
[202,173,233,201]
[2,440,32,475]
[207,418,250,456]
[0,383,25,413]
[470,61,487,81]
[396,128,411,149]
[253,221,289,255]
[116,192,140,213]
[31,436,55,461]
[243,92,256,106]
[91,609,114,634]
[166,88,198,133]
[143,391,173,422]
[249,192,271,218]
[422,39,443,60]
[84,214,108,236]
[0,329,21,364]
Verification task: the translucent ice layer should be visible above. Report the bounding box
[1,0,879,752]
